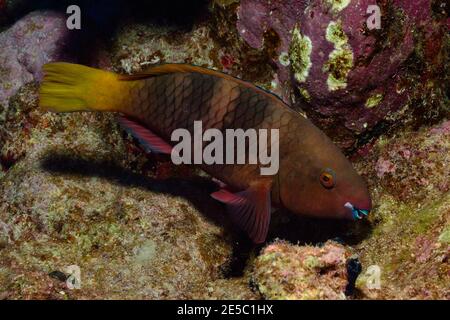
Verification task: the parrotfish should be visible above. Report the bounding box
[39,62,371,243]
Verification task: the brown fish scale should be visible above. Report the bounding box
[39,62,372,243]
[125,71,305,193]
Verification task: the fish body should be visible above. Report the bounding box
[40,63,372,243]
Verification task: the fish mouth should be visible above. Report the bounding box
[344,202,370,220]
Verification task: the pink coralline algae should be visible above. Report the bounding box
[0,11,69,108]
[415,236,435,263]
[375,158,396,178]
[362,119,450,202]
[236,0,448,150]
[254,240,351,300]
[237,0,308,50]
[237,0,308,82]
[430,120,450,135]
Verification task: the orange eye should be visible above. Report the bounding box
[320,169,336,189]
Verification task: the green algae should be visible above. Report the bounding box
[326,20,349,47]
[299,88,311,101]
[365,93,384,109]
[289,26,313,83]
[373,193,448,238]
[324,21,353,91]
[438,227,450,244]
[356,191,449,296]
[325,48,354,91]
[352,121,450,299]
[324,0,351,13]
[303,255,322,270]
[278,51,290,67]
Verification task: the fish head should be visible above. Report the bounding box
[278,127,372,221]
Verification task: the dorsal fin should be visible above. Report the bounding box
[118,63,281,102]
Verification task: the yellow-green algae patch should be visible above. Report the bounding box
[438,226,450,244]
[365,93,384,109]
[299,88,311,101]
[278,51,291,67]
[324,0,351,13]
[326,20,349,47]
[303,255,323,270]
[323,21,354,91]
[289,26,313,83]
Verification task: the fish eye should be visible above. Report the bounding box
[320,168,336,189]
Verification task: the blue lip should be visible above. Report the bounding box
[344,202,370,220]
[352,208,369,220]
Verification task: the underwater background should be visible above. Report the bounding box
[0,0,448,299]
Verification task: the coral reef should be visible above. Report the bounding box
[0,0,448,300]
[0,84,258,299]
[0,11,70,118]
[253,241,350,300]
[352,120,449,299]
[236,0,308,83]
[110,23,217,75]
[235,0,449,150]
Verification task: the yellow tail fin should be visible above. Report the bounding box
[39,63,124,113]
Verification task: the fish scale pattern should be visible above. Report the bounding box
[222,87,269,131]
[126,70,307,187]
[131,72,299,137]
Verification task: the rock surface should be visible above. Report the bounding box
[0,11,69,116]
[0,1,448,300]
[235,0,449,150]
[0,84,257,299]
[254,240,350,300]
[352,120,450,299]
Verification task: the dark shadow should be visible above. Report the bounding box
[267,208,373,246]
[2,0,211,65]
[41,151,257,276]
[223,234,260,278]
[3,0,210,28]
[41,151,373,277]
[40,152,225,222]
[224,207,374,277]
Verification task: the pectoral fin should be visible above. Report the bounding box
[211,180,272,244]
[118,115,173,155]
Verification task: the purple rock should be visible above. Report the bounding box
[236,0,448,150]
[0,11,70,108]
[291,1,415,134]
[237,0,308,82]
